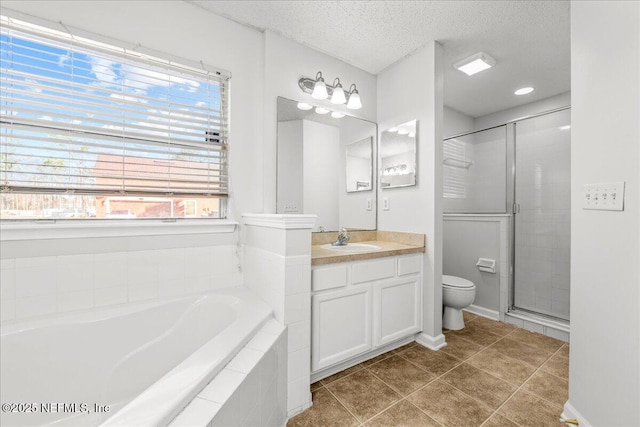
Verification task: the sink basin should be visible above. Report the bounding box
[321,243,382,253]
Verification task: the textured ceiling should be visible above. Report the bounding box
[190,0,570,118]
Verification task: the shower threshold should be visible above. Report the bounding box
[505,309,570,342]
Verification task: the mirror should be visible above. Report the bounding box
[276,97,377,231]
[380,120,417,188]
[346,137,373,192]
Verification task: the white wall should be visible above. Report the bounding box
[377,42,444,343]
[443,106,474,138]
[303,121,340,231]
[567,2,640,426]
[443,219,502,312]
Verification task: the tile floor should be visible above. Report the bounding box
[288,312,569,427]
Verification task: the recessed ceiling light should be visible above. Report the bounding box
[297,102,313,110]
[315,107,330,114]
[454,52,496,76]
[331,111,345,118]
[514,87,534,95]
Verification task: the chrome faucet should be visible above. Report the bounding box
[332,228,350,246]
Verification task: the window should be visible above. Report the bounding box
[0,16,229,220]
[442,138,468,199]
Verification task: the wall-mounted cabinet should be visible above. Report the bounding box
[311,254,422,374]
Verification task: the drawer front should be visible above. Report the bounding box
[312,264,348,292]
[351,258,396,284]
[398,254,422,276]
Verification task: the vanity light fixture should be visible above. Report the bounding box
[454,52,496,76]
[311,72,329,99]
[330,78,347,104]
[331,111,345,118]
[514,87,534,95]
[346,84,362,110]
[315,107,330,115]
[297,102,313,111]
[299,71,362,109]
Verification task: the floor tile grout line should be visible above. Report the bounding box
[487,340,569,426]
[401,397,447,427]
[322,381,366,426]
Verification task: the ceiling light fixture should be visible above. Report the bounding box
[297,102,313,111]
[514,87,534,95]
[299,71,362,109]
[315,107,330,114]
[331,111,345,118]
[454,52,496,76]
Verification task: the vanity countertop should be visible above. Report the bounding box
[311,231,425,265]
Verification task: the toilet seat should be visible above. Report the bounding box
[442,275,475,289]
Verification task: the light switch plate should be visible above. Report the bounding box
[583,182,625,211]
[283,202,298,212]
[382,197,390,211]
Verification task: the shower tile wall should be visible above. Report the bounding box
[514,110,571,320]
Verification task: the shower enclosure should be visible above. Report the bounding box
[443,108,571,322]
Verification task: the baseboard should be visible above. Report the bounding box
[415,332,447,350]
[310,336,414,382]
[562,401,593,427]
[465,305,500,321]
[287,397,312,419]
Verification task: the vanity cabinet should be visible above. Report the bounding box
[311,254,422,373]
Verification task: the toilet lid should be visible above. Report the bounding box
[443,275,475,288]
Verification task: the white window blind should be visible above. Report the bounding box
[443,138,467,199]
[0,17,229,208]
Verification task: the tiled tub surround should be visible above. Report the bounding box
[170,319,287,427]
[1,287,277,427]
[0,239,239,324]
[242,214,317,417]
[288,312,569,427]
[311,230,425,265]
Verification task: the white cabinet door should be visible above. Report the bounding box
[312,286,372,372]
[373,277,421,347]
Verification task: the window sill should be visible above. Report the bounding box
[0,219,238,241]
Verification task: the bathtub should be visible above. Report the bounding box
[0,287,273,427]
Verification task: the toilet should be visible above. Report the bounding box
[442,275,476,330]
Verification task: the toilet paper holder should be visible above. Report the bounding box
[476,258,496,274]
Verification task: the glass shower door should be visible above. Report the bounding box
[513,109,571,320]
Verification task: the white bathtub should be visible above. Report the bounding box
[0,287,272,427]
